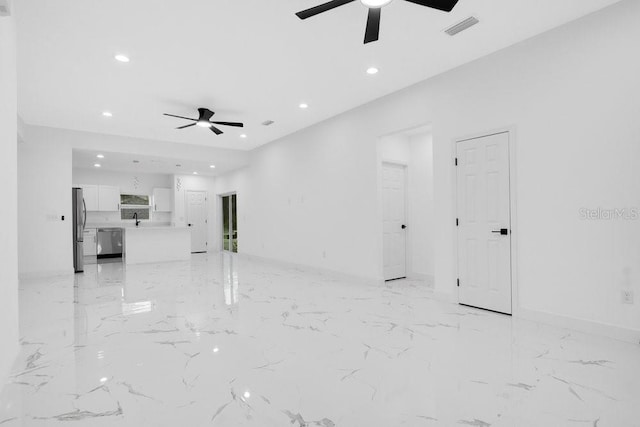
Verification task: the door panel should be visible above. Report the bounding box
[382,163,407,281]
[457,132,512,314]
[186,191,208,253]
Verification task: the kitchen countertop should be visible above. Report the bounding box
[124,226,189,231]
[85,223,180,229]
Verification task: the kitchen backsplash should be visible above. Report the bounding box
[86,211,172,225]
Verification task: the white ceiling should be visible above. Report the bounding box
[73,149,232,177]
[17,0,621,151]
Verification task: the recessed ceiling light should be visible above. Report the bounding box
[240,134,247,139]
[243,391,251,399]
[114,54,130,63]
[102,111,113,117]
[366,67,379,75]
[96,154,104,159]
[193,171,198,175]
[209,165,216,169]
[94,163,101,168]
[361,0,393,7]
[299,103,309,109]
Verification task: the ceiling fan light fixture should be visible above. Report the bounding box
[196,121,212,128]
[360,0,393,7]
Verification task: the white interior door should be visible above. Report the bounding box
[382,163,407,281]
[186,191,208,253]
[456,132,512,314]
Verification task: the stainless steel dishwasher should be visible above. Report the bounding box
[97,228,123,259]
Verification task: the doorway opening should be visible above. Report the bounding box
[221,194,238,253]
[378,125,435,284]
[186,190,208,253]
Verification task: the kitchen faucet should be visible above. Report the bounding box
[133,212,140,227]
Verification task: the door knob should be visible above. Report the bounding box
[492,228,509,235]
[401,224,407,230]
[188,223,192,227]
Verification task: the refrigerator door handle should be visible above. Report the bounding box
[82,198,87,229]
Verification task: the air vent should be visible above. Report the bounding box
[445,16,479,36]
[262,120,275,126]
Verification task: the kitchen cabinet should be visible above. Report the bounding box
[153,188,173,212]
[97,185,121,212]
[82,185,99,211]
[81,185,121,212]
[83,228,97,256]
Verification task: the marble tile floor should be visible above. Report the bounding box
[1,253,639,426]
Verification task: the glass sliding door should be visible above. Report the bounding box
[222,196,230,251]
[231,194,237,252]
[221,194,237,253]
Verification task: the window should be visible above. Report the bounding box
[120,194,150,221]
[120,194,150,206]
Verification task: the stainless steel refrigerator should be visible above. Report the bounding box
[72,187,86,273]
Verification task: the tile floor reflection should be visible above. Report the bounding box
[1,253,639,426]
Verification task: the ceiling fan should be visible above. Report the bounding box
[163,108,244,135]
[296,0,460,44]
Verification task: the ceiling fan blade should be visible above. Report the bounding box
[164,113,197,121]
[403,0,459,12]
[364,8,381,44]
[198,108,215,122]
[210,125,223,135]
[176,123,196,130]
[296,0,356,19]
[210,121,244,128]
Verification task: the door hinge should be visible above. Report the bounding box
[457,278,460,287]
[455,157,458,166]
[456,218,459,226]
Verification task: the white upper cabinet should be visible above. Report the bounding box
[98,186,121,211]
[80,185,121,212]
[82,185,99,211]
[153,188,173,212]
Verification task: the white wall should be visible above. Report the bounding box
[72,168,172,224]
[0,9,20,381]
[18,137,73,276]
[173,174,217,251]
[378,131,435,282]
[214,0,640,334]
[408,133,435,281]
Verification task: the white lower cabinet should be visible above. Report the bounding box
[83,229,97,256]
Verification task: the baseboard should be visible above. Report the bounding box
[238,252,383,286]
[407,273,435,287]
[19,268,74,282]
[200,253,640,345]
[0,340,18,388]
[516,307,640,345]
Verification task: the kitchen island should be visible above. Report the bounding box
[124,226,191,265]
